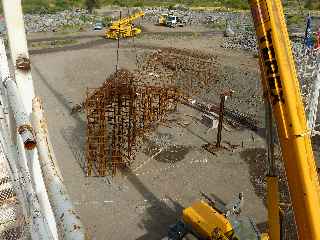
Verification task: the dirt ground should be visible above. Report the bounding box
[29,24,276,240]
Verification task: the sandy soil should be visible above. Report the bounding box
[29,29,274,239]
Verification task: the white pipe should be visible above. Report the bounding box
[2,0,34,112]
[1,2,59,238]
[0,117,55,240]
[0,36,55,240]
[3,78,36,149]
[0,38,13,139]
[32,97,86,240]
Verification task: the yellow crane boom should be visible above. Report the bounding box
[105,11,144,39]
[168,0,320,239]
[251,0,320,238]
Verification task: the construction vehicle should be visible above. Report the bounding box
[105,11,144,39]
[167,0,320,239]
[159,13,168,25]
[158,13,187,28]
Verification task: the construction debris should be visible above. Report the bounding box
[139,47,218,97]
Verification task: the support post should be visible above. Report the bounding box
[216,95,226,148]
[265,99,280,240]
[216,90,233,148]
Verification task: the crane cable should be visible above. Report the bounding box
[115,11,122,74]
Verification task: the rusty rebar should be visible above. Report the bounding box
[85,48,217,176]
[216,90,233,148]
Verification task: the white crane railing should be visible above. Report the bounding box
[0,0,87,239]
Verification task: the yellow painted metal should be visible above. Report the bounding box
[158,14,168,25]
[267,176,280,240]
[105,11,144,39]
[182,201,233,239]
[249,0,320,239]
[260,233,270,240]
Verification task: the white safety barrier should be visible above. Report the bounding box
[32,98,86,240]
[0,0,87,239]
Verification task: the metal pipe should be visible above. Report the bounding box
[267,176,280,240]
[216,90,233,148]
[0,131,55,240]
[2,2,59,239]
[265,99,280,240]
[265,100,276,175]
[216,94,226,148]
[3,77,36,150]
[249,0,320,238]
[0,38,14,140]
[2,0,35,113]
[32,97,87,240]
[0,94,54,239]
[0,35,55,240]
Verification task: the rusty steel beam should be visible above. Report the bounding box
[216,90,233,148]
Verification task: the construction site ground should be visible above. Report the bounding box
[30,24,283,239]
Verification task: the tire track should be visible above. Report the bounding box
[29,31,222,55]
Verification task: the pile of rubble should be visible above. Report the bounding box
[143,7,252,28]
[2,7,253,33]
[221,32,316,106]
[138,47,218,97]
[23,9,96,32]
[221,31,258,52]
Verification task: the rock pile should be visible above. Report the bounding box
[0,7,253,33]
[221,30,319,109]
[23,9,96,32]
[143,7,252,28]
[221,31,257,52]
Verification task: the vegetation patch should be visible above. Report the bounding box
[17,0,319,14]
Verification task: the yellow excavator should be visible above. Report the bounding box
[105,11,144,39]
[167,0,320,239]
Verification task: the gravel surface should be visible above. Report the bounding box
[221,31,320,113]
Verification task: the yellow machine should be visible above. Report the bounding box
[168,0,320,239]
[158,14,168,25]
[105,11,144,39]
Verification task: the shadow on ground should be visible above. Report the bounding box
[240,148,297,239]
[240,148,267,204]
[33,65,87,172]
[122,169,183,239]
